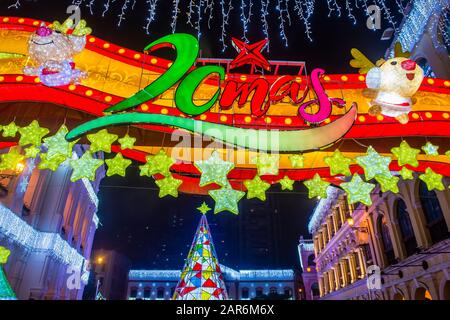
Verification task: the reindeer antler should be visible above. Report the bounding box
[350,48,376,74]
[51,18,74,34]
[72,20,92,36]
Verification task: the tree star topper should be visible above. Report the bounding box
[197,202,211,215]
[304,173,330,199]
[230,38,270,71]
[209,187,245,215]
[341,174,375,206]
[194,151,234,187]
[244,175,271,201]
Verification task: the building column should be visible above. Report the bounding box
[348,254,357,283]
[323,272,329,295]
[339,261,348,287]
[333,211,340,232]
[318,277,324,297]
[357,248,367,278]
[334,264,341,290]
[322,227,328,247]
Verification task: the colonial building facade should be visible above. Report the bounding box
[298,237,320,300]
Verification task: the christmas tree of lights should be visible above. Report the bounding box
[173,208,228,300]
[0,247,16,300]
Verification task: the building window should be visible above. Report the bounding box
[419,181,448,244]
[307,254,316,267]
[170,287,175,297]
[311,282,320,297]
[157,287,165,299]
[395,199,417,257]
[129,288,138,299]
[269,287,277,295]
[284,287,292,297]
[378,215,396,265]
[241,288,249,299]
[143,288,151,299]
[255,287,263,297]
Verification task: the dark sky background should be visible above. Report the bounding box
[1,0,404,270]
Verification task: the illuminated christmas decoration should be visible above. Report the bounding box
[421,142,439,156]
[69,152,104,182]
[399,167,414,180]
[0,147,25,171]
[446,151,450,158]
[38,152,67,172]
[419,168,445,192]
[244,175,271,201]
[252,153,279,176]
[304,173,330,199]
[18,120,49,147]
[197,202,211,215]
[288,154,304,168]
[173,214,228,300]
[391,140,420,167]
[105,153,131,177]
[87,129,118,153]
[139,149,174,178]
[355,146,392,180]
[24,146,41,159]
[230,38,270,71]
[1,122,19,138]
[155,174,183,198]
[209,187,245,215]
[43,125,76,160]
[341,174,375,206]
[195,151,234,187]
[118,134,136,150]
[375,174,400,194]
[279,176,295,191]
[0,246,16,300]
[324,149,352,176]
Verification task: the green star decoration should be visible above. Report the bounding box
[0,148,25,171]
[209,187,245,215]
[446,151,450,158]
[194,151,234,187]
[391,141,420,167]
[419,168,445,191]
[244,175,271,201]
[118,134,136,150]
[324,149,352,176]
[38,153,67,171]
[303,173,330,199]
[341,174,375,206]
[421,142,439,156]
[87,129,118,153]
[69,152,104,182]
[252,153,279,176]
[155,174,183,198]
[18,120,49,146]
[197,202,211,215]
[24,146,41,159]
[2,122,19,138]
[139,149,174,177]
[43,125,77,159]
[375,174,399,193]
[289,154,304,168]
[279,176,295,191]
[105,153,131,177]
[0,246,11,264]
[399,167,414,180]
[356,146,392,180]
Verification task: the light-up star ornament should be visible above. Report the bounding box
[279,176,295,191]
[43,125,76,159]
[38,153,67,171]
[18,120,49,146]
[209,187,245,215]
[194,151,234,187]
[244,175,271,201]
[87,129,118,153]
[289,154,304,168]
[118,134,136,150]
[341,174,375,206]
[69,152,104,182]
[197,202,211,215]
[0,148,25,171]
[391,141,420,167]
[155,174,183,198]
[139,149,174,177]
[0,246,11,264]
[304,173,330,199]
[356,146,391,180]
[2,122,19,137]
[375,174,399,193]
[421,142,439,156]
[399,167,413,180]
[105,153,131,177]
[419,168,445,191]
[252,153,279,176]
[324,150,352,176]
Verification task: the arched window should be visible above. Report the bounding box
[241,288,249,299]
[395,199,417,257]
[156,287,165,299]
[269,287,278,295]
[419,181,448,244]
[311,282,320,297]
[255,287,264,297]
[307,254,316,267]
[129,287,138,299]
[143,288,151,299]
[378,215,396,265]
[284,287,292,297]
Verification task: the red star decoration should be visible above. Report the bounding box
[230,38,271,71]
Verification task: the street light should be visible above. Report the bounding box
[346,217,369,233]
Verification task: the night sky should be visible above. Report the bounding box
[1,1,403,270]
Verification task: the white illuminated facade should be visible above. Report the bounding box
[0,145,104,300]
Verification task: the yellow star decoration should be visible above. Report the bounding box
[209,187,245,215]
[18,120,49,147]
[43,125,77,160]
[421,142,439,156]
[194,151,234,187]
[244,175,271,201]
[341,174,375,206]
[0,148,25,171]
[289,154,304,168]
[197,202,211,215]
[105,153,131,177]
[2,122,19,137]
[304,173,330,199]
[38,153,67,171]
[24,146,41,159]
[87,129,118,153]
[391,141,420,167]
[419,168,445,191]
[0,246,11,264]
[155,174,183,198]
[324,149,352,176]
[356,146,391,180]
[279,176,295,191]
[399,167,413,180]
[375,174,399,193]
[118,134,136,150]
[139,149,174,177]
[69,152,104,182]
[252,153,279,176]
